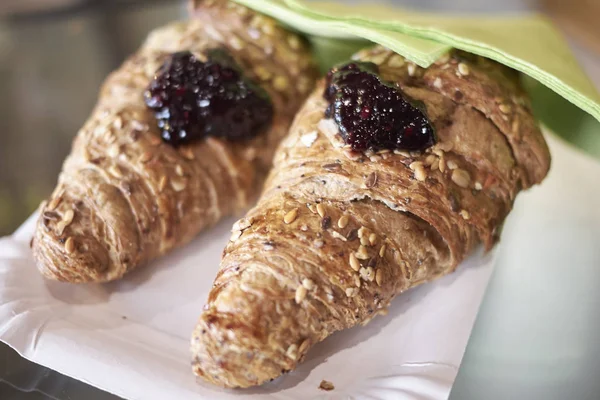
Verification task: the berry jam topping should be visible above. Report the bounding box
[144,49,273,146]
[324,62,435,152]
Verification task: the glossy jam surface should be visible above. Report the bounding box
[324,62,435,152]
[145,50,273,146]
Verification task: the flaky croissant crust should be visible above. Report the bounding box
[191,47,550,388]
[32,0,316,283]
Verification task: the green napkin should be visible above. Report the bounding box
[232,0,600,159]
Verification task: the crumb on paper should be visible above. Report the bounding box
[319,380,335,391]
[121,316,127,320]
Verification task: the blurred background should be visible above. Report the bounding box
[0,0,185,237]
[0,0,599,399]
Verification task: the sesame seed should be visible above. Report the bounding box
[64,237,76,254]
[295,285,307,303]
[433,148,445,157]
[376,269,383,286]
[369,233,377,246]
[379,244,386,257]
[474,182,483,191]
[458,63,470,76]
[338,215,349,229]
[499,103,511,114]
[354,275,361,287]
[331,230,347,241]
[47,194,63,211]
[170,177,187,192]
[345,287,358,297]
[431,159,440,171]
[349,253,361,271]
[284,208,299,224]
[314,239,324,248]
[356,245,369,260]
[302,278,315,290]
[230,230,242,241]
[300,224,309,232]
[55,221,67,236]
[316,203,326,218]
[424,155,437,166]
[369,155,382,162]
[175,165,184,176]
[447,160,458,170]
[286,344,298,360]
[307,203,317,214]
[439,157,447,173]
[433,77,443,89]
[460,209,471,220]
[365,172,378,188]
[451,169,471,188]
[158,176,168,192]
[409,161,423,171]
[63,209,75,226]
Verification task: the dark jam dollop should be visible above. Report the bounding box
[324,62,435,152]
[144,50,273,146]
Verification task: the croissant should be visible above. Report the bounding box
[191,46,551,387]
[31,0,316,283]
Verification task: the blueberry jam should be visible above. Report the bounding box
[324,62,435,152]
[144,50,273,146]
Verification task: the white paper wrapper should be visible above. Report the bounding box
[3,135,584,400]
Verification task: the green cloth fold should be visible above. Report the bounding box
[232,0,600,159]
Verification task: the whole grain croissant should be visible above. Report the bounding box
[191,46,551,388]
[31,0,316,283]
